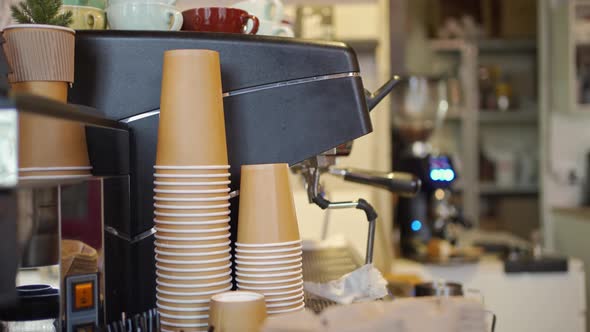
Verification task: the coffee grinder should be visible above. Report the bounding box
[391,76,463,260]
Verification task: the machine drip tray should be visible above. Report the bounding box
[302,246,363,313]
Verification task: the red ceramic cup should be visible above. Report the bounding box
[182,7,259,34]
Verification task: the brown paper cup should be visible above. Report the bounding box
[155,229,230,239]
[154,221,230,231]
[255,286,304,297]
[160,316,209,326]
[155,241,231,253]
[235,268,302,279]
[157,277,232,290]
[155,244,231,256]
[235,250,302,259]
[235,243,302,253]
[155,206,230,216]
[157,299,210,310]
[157,268,232,279]
[156,259,231,271]
[154,194,231,205]
[236,274,302,284]
[155,237,231,247]
[158,307,209,318]
[2,25,75,83]
[154,166,229,175]
[266,299,305,311]
[155,252,230,262]
[154,176,230,184]
[235,262,302,273]
[237,164,300,244]
[265,291,305,303]
[209,291,267,332]
[237,279,302,290]
[156,49,228,165]
[12,82,91,175]
[157,283,232,296]
[158,274,231,286]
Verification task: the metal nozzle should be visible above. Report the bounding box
[329,168,421,197]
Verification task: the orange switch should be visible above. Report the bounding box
[74,282,93,310]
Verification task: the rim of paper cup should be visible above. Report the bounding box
[154,240,231,249]
[154,195,231,202]
[211,291,264,303]
[265,296,304,308]
[155,172,231,178]
[236,240,302,247]
[257,286,304,296]
[154,165,230,170]
[156,293,211,304]
[235,245,302,254]
[235,262,302,272]
[3,24,75,33]
[155,254,231,265]
[154,203,230,210]
[155,210,230,218]
[157,301,209,312]
[265,291,305,303]
[19,175,92,180]
[159,311,209,320]
[237,280,303,291]
[156,276,232,288]
[154,180,231,186]
[154,225,230,234]
[234,251,302,260]
[267,302,305,314]
[159,320,208,328]
[235,269,302,278]
[161,329,208,332]
[154,188,230,194]
[19,166,92,172]
[156,270,231,280]
[235,275,302,285]
[155,217,230,226]
[155,247,230,257]
[234,257,302,266]
[156,262,232,273]
[157,284,232,296]
[155,233,231,241]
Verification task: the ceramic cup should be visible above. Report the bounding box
[181,7,259,34]
[209,291,267,332]
[61,5,105,29]
[233,0,283,23]
[106,2,183,30]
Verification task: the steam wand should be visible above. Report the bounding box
[297,157,378,264]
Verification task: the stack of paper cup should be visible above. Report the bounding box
[154,49,232,332]
[235,164,305,315]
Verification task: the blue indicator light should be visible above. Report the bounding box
[430,168,455,182]
[411,220,422,232]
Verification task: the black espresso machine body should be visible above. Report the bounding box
[69,31,374,321]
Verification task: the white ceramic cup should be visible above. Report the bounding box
[106,2,183,30]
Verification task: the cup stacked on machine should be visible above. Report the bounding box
[154,49,232,332]
[235,163,305,315]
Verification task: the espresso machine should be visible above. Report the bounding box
[391,76,467,260]
[0,30,422,329]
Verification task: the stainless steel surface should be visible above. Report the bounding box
[17,188,59,268]
[329,167,421,197]
[414,281,464,297]
[365,218,376,265]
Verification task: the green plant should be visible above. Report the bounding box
[11,0,73,26]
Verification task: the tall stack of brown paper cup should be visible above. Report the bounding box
[2,25,91,179]
[235,164,305,316]
[154,49,232,332]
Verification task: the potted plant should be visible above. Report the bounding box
[2,0,91,178]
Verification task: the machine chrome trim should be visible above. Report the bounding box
[120,72,361,123]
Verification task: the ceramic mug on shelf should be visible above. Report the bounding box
[233,0,283,24]
[106,2,183,30]
[61,5,106,30]
[181,7,259,34]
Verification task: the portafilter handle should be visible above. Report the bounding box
[330,168,421,197]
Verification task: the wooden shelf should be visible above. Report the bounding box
[479,183,539,196]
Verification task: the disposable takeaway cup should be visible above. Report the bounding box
[160,316,209,327]
[235,269,302,279]
[254,286,304,297]
[156,292,213,304]
[154,238,231,249]
[234,251,302,260]
[156,268,232,280]
[157,274,231,286]
[154,219,231,231]
[155,206,230,216]
[156,262,232,276]
[13,82,91,175]
[154,194,231,203]
[155,254,231,265]
[154,183,230,192]
[156,276,232,289]
[156,284,232,297]
[267,303,305,315]
[155,229,230,239]
[209,291,267,332]
[235,262,302,273]
[235,274,302,284]
[154,170,231,179]
[154,165,230,174]
[237,280,304,291]
[155,239,231,251]
[154,224,230,233]
[158,308,209,319]
[235,239,302,248]
[234,257,302,266]
[157,299,210,311]
[155,246,230,257]
[234,245,303,255]
[265,296,304,309]
[155,252,230,262]
[237,163,300,244]
[265,291,305,303]
[154,175,230,183]
[153,199,231,208]
[156,50,228,166]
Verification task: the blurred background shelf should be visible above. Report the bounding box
[478,110,538,124]
[477,39,537,53]
[479,183,539,196]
